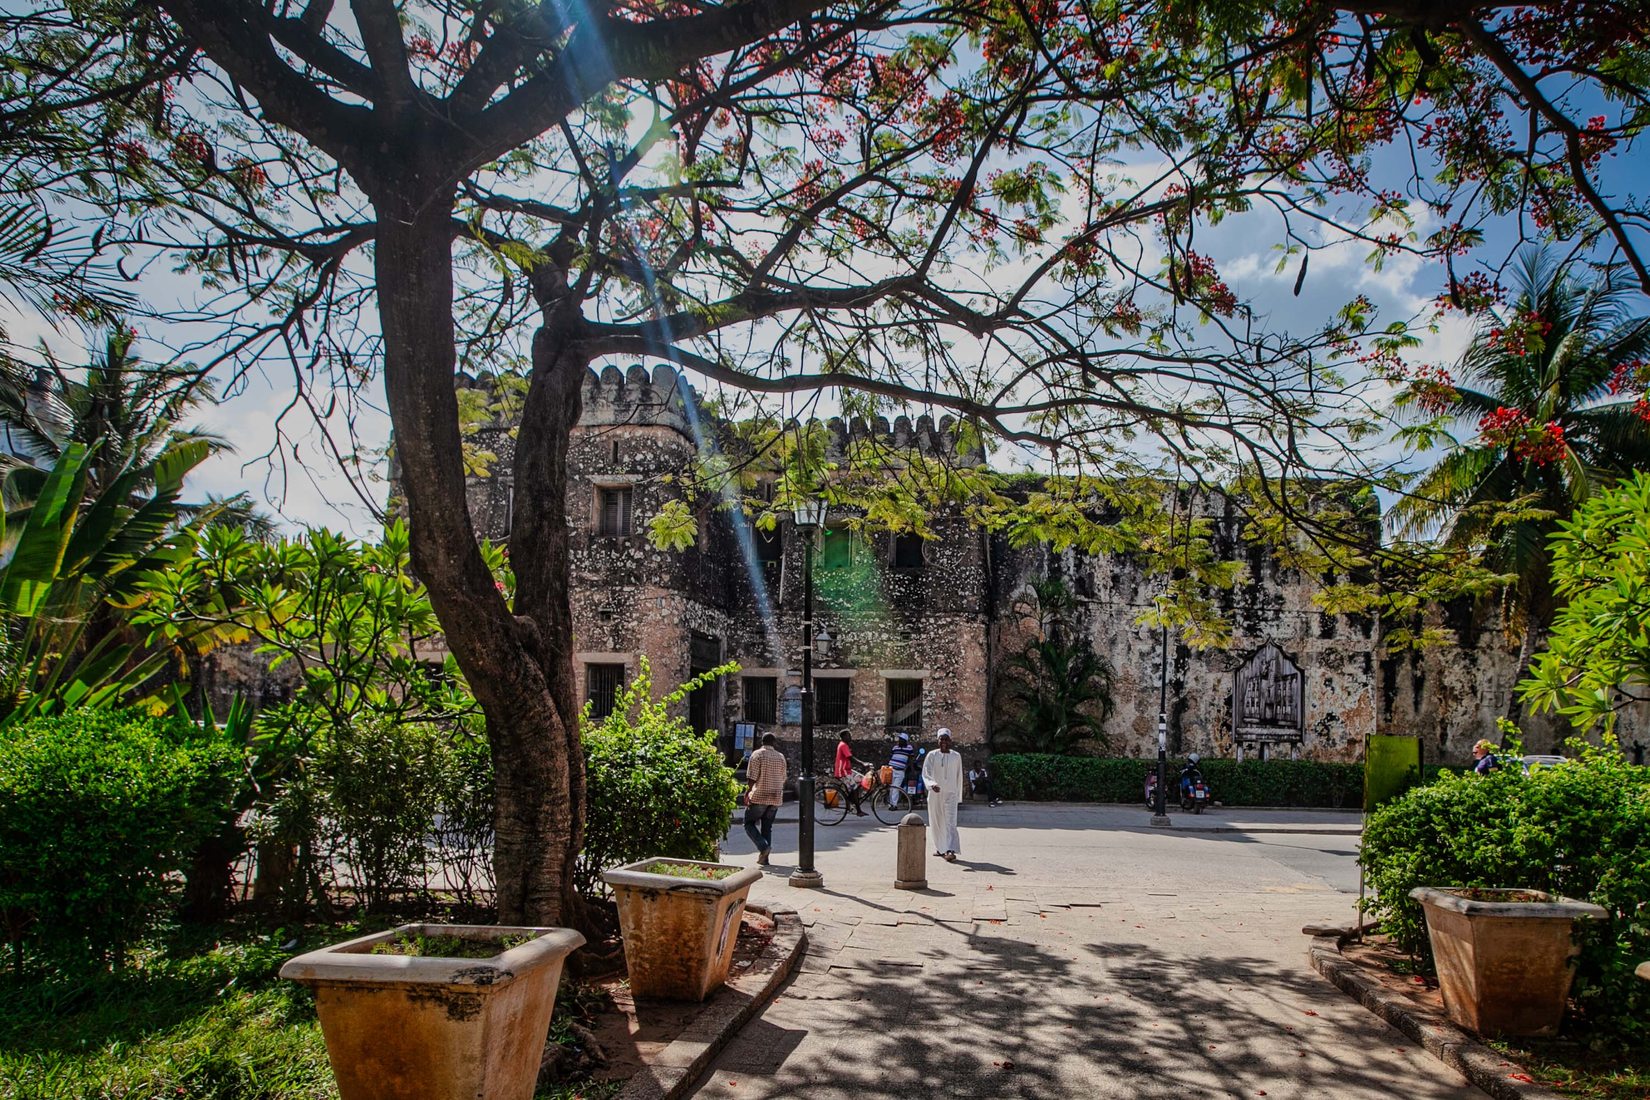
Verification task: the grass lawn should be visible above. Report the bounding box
[1490,1039,1650,1100]
[0,915,615,1100]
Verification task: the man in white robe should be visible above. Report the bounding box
[922,728,964,861]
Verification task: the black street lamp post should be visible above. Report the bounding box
[1151,608,1172,827]
[790,499,827,889]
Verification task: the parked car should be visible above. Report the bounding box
[1520,754,1568,771]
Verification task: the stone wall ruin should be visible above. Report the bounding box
[436,363,1645,772]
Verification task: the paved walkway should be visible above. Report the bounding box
[697,803,1481,1099]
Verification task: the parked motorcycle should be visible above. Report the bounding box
[1178,754,1210,813]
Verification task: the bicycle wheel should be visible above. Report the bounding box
[870,785,908,825]
[816,781,849,826]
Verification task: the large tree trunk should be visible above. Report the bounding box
[373,194,582,926]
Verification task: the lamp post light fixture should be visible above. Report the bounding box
[1150,604,1172,828]
[789,498,828,889]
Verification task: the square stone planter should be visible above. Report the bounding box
[602,857,762,1001]
[279,923,584,1100]
[1411,887,1606,1037]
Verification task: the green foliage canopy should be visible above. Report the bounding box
[1521,472,1650,733]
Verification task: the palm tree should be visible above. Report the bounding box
[1389,248,1650,706]
[0,325,283,529]
[0,327,227,496]
[992,576,1115,754]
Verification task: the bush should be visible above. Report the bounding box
[0,710,243,969]
[252,705,493,913]
[1361,750,1650,1049]
[577,658,739,898]
[429,720,495,909]
[316,714,453,912]
[990,753,1362,807]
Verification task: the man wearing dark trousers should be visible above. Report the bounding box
[744,732,786,865]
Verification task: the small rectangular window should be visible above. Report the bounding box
[586,662,626,720]
[816,678,850,725]
[819,527,854,570]
[886,678,923,732]
[892,532,925,569]
[597,487,632,536]
[743,676,778,724]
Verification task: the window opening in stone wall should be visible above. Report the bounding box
[688,632,721,735]
[586,662,626,720]
[816,678,850,725]
[500,478,515,535]
[597,486,632,536]
[611,439,620,463]
[886,678,923,732]
[744,676,778,723]
[819,526,855,570]
[892,532,925,569]
[755,526,783,589]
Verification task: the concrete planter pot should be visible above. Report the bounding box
[1410,887,1606,1037]
[279,923,584,1100]
[602,857,762,1001]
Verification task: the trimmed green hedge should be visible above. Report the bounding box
[1362,752,1650,1049]
[990,753,1363,807]
[0,710,243,970]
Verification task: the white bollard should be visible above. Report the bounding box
[895,812,927,890]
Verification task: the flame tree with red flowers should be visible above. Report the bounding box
[4,0,1650,925]
[1390,248,1650,711]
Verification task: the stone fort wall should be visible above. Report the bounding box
[439,363,1644,772]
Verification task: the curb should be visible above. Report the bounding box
[613,904,806,1100]
[1306,930,1565,1100]
[1126,824,1363,836]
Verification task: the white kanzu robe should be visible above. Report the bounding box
[922,747,964,855]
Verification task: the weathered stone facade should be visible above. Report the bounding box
[444,364,1644,772]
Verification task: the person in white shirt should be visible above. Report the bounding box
[921,728,964,861]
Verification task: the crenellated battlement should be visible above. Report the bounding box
[459,363,984,463]
[823,412,983,466]
[579,363,704,435]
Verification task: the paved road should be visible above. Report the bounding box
[693,803,1480,1099]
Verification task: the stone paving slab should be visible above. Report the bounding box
[683,803,1482,1100]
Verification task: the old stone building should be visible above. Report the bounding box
[445,363,1642,773]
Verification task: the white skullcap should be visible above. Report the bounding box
[937,727,953,739]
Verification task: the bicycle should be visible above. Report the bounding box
[815,776,872,825]
[869,780,926,824]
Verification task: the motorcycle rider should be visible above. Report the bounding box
[1178,753,1206,805]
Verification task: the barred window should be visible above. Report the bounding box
[596,487,632,536]
[816,678,850,725]
[586,662,626,720]
[886,678,923,731]
[743,676,778,724]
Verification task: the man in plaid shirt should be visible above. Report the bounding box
[744,733,786,866]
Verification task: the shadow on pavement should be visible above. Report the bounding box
[693,910,1466,1099]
